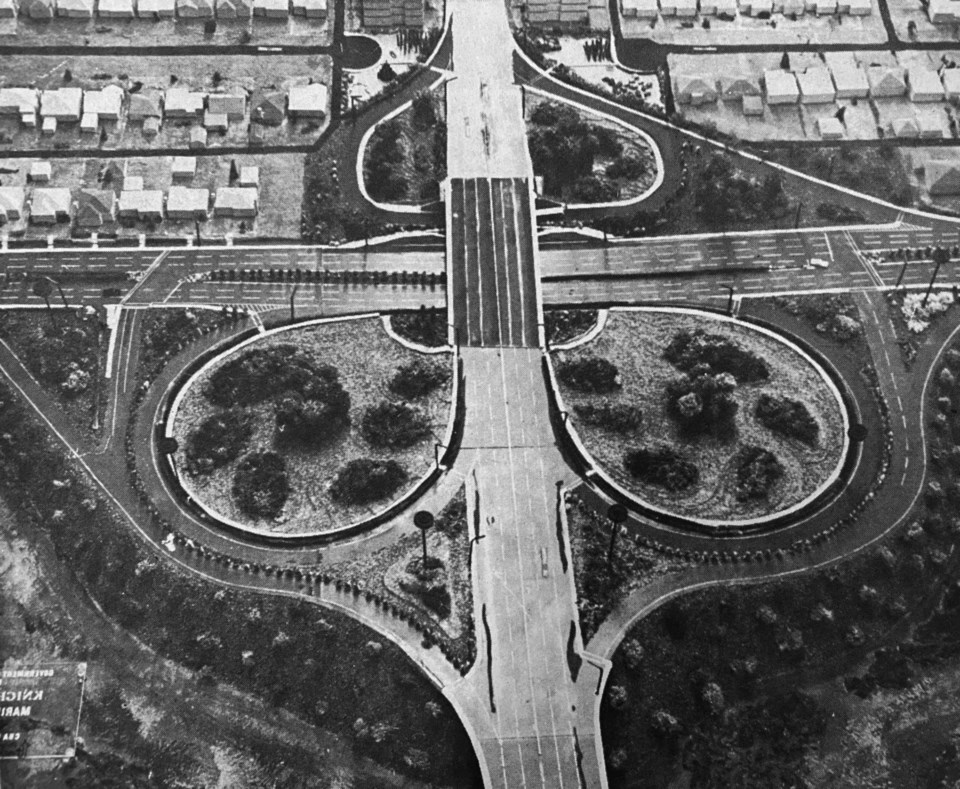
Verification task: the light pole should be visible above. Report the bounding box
[923,246,949,307]
[414,510,434,570]
[607,503,628,567]
[289,283,298,323]
[720,283,735,316]
[894,248,909,290]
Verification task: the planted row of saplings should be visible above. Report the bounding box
[184,344,449,520]
[208,268,447,287]
[560,329,820,503]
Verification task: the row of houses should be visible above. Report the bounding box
[357,0,421,28]
[0,84,327,135]
[622,0,869,18]
[0,184,260,225]
[813,113,943,139]
[5,0,325,18]
[675,64,960,109]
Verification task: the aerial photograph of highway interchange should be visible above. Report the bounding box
[6,0,960,783]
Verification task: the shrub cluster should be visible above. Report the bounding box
[232,451,291,518]
[734,446,784,501]
[361,401,432,449]
[664,329,769,383]
[624,445,699,491]
[366,120,408,202]
[574,402,642,432]
[545,310,599,345]
[185,408,254,475]
[399,560,452,619]
[390,308,447,348]
[205,345,350,447]
[331,458,407,505]
[755,393,819,445]
[558,356,620,393]
[666,367,739,436]
[389,357,450,399]
[694,153,789,228]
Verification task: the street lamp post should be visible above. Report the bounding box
[289,283,299,323]
[720,284,735,316]
[607,503,628,566]
[894,248,909,290]
[414,510,435,569]
[923,246,949,307]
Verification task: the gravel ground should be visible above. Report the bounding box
[555,309,846,521]
[172,318,453,535]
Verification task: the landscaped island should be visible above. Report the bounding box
[170,318,453,535]
[553,308,848,523]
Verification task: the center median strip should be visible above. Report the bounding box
[540,264,771,283]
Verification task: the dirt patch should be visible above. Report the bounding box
[554,309,846,522]
[172,318,453,534]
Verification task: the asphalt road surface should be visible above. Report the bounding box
[449,178,539,347]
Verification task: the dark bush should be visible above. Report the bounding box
[606,153,648,180]
[545,310,598,345]
[330,458,407,504]
[389,357,450,399]
[558,356,620,393]
[755,393,819,445]
[666,368,739,436]
[377,62,397,82]
[275,387,351,447]
[574,402,642,432]
[734,446,784,501]
[185,408,253,475]
[361,401,432,449]
[390,308,446,348]
[411,91,438,129]
[664,329,769,383]
[205,345,343,408]
[232,451,290,518]
[815,202,866,224]
[624,445,699,491]
[571,175,617,203]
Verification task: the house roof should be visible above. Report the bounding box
[675,75,717,97]
[891,117,920,136]
[39,88,83,119]
[83,85,124,117]
[128,93,162,119]
[287,83,328,114]
[926,161,960,194]
[943,68,960,93]
[118,189,164,216]
[763,69,799,98]
[238,165,259,186]
[207,93,245,116]
[214,187,258,212]
[203,110,228,129]
[918,112,942,133]
[721,76,761,97]
[31,188,72,217]
[868,67,907,94]
[797,67,836,98]
[124,176,145,191]
[0,87,39,114]
[251,92,285,125]
[830,61,868,92]
[30,161,52,180]
[816,117,844,136]
[190,127,208,143]
[57,0,93,12]
[20,0,53,16]
[138,0,175,11]
[908,66,945,96]
[165,89,205,115]
[98,0,135,12]
[171,155,197,175]
[76,189,115,226]
[166,186,209,214]
[0,187,25,218]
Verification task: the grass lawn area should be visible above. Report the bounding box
[553,309,846,522]
[172,317,453,535]
[0,309,105,439]
[525,96,658,204]
[362,88,446,206]
[762,144,914,208]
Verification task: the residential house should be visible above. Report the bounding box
[292,0,325,16]
[20,0,54,17]
[118,189,163,221]
[0,87,39,127]
[171,156,197,180]
[214,187,258,217]
[83,85,124,120]
[742,94,764,115]
[40,88,83,122]
[830,61,869,98]
[890,117,920,137]
[137,0,175,14]
[675,0,696,14]
[287,83,328,118]
[128,92,162,121]
[41,117,57,136]
[720,76,761,98]
[238,165,259,187]
[908,67,945,101]
[80,112,99,134]
[0,0,18,18]
[166,186,209,220]
[216,0,252,14]
[29,162,51,183]
[251,92,285,126]
[56,0,93,17]
[927,160,960,194]
[917,112,943,138]
[816,117,844,139]
[203,111,228,131]
[942,67,960,99]
[165,89,205,118]
[797,67,837,103]
[124,176,144,191]
[763,69,800,104]
[207,93,245,120]
[847,0,870,13]
[867,66,907,97]
[98,0,135,16]
[30,188,72,224]
[253,0,287,15]
[927,0,958,22]
[143,116,160,137]
[189,127,208,148]
[0,188,25,223]
[75,190,115,227]
[177,0,213,15]
[674,75,718,105]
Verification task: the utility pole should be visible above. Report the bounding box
[720,283,735,316]
[289,283,298,323]
[923,246,949,307]
[794,201,803,229]
[894,248,909,290]
[606,503,628,567]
